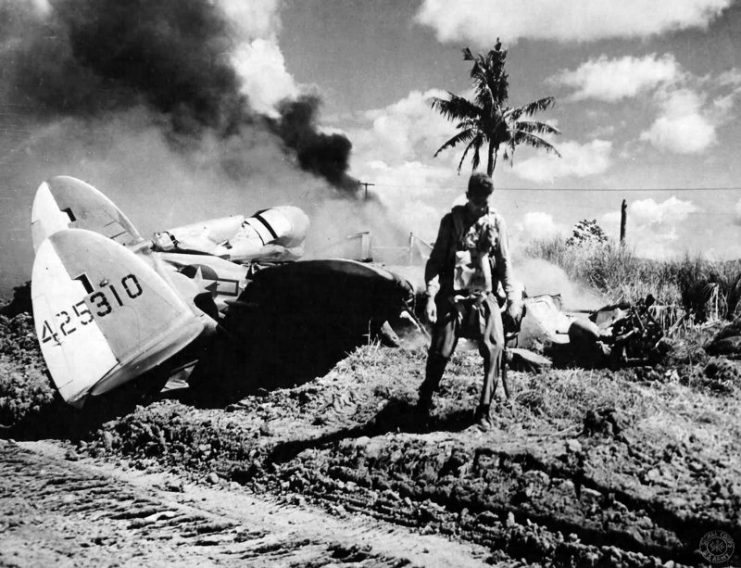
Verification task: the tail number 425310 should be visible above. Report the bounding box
[40,274,144,344]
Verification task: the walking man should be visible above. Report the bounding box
[419,172,522,430]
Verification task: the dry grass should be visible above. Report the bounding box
[525,237,741,324]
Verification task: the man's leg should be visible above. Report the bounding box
[475,298,505,429]
[418,298,458,411]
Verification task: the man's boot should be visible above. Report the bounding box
[474,403,494,431]
[416,390,434,415]
[417,354,446,415]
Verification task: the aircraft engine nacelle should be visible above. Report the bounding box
[152,206,309,263]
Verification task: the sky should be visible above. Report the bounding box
[1,0,741,295]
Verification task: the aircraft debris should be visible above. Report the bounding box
[706,316,741,357]
[29,176,413,407]
[516,294,667,368]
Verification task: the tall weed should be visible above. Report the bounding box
[525,237,741,322]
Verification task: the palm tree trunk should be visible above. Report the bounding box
[487,141,497,176]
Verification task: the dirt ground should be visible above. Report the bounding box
[1,313,741,567]
[0,439,490,567]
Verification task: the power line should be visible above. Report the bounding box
[370,182,741,192]
[499,187,741,192]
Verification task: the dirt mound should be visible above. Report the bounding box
[630,358,741,395]
[0,313,56,428]
[1,305,739,566]
[53,345,738,567]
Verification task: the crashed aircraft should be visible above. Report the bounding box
[516,293,666,368]
[30,176,413,407]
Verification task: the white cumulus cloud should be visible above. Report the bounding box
[516,212,565,241]
[551,54,681,102]
[415,0,732,44]
[629,196,699,225]
[512,140,613,183]
[602,196,699,258]
[217,0,282,40]
[231,39,299,116]
[216,0,301,116]
[640,89,717,154]
[348,89,455,167]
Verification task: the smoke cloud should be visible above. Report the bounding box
[273,96,358,193]
[0,0,389,294]
[516,258,605,310]
[0,0,356,188]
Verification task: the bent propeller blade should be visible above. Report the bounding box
[32,229,205,406]
[31,176,142,252]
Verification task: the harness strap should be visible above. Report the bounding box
[451,206,499,252]
[452,207,467,248]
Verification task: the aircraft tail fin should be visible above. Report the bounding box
[32,229,205,406]
[31,176,142,252]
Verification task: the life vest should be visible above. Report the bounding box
[450,206,501,294]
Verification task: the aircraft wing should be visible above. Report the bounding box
[31,176,142,252]
[32,228,205,406]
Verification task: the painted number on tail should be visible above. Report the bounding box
[40,274,143,344]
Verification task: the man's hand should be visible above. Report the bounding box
[425,295,437,324]
[505,299,524,330]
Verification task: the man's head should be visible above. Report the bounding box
[465,172,493,216]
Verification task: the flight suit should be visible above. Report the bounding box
[420,204,517,419]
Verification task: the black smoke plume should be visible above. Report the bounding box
[0,0,357,191]
[274,96,360,194]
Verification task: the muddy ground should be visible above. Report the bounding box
[1,313,740,567]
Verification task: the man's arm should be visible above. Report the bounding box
[423,214,453,324]
[424,214,452,298]
[493,214,516,301]
[494,215,524,327]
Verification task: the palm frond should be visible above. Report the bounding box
[515,120,561,136]
[434,128,476,157]
[430,94,481,122]
[470,140,482,172]
[458,135,483,173]
[512,132,562,157]
[518,97,556,117]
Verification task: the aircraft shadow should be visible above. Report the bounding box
[5,261,415,438]
[183,320,379,407]
[185,261,414,407]
[266,399,474,465]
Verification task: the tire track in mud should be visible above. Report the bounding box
[68,390,737,566]
[231,427,730,567]
[0,440,492,567]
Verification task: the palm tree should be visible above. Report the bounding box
[431,40,561,176]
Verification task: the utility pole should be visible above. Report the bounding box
[620,199,627,244]
[359,181,375,200]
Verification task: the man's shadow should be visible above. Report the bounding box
[266,398,474,466]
